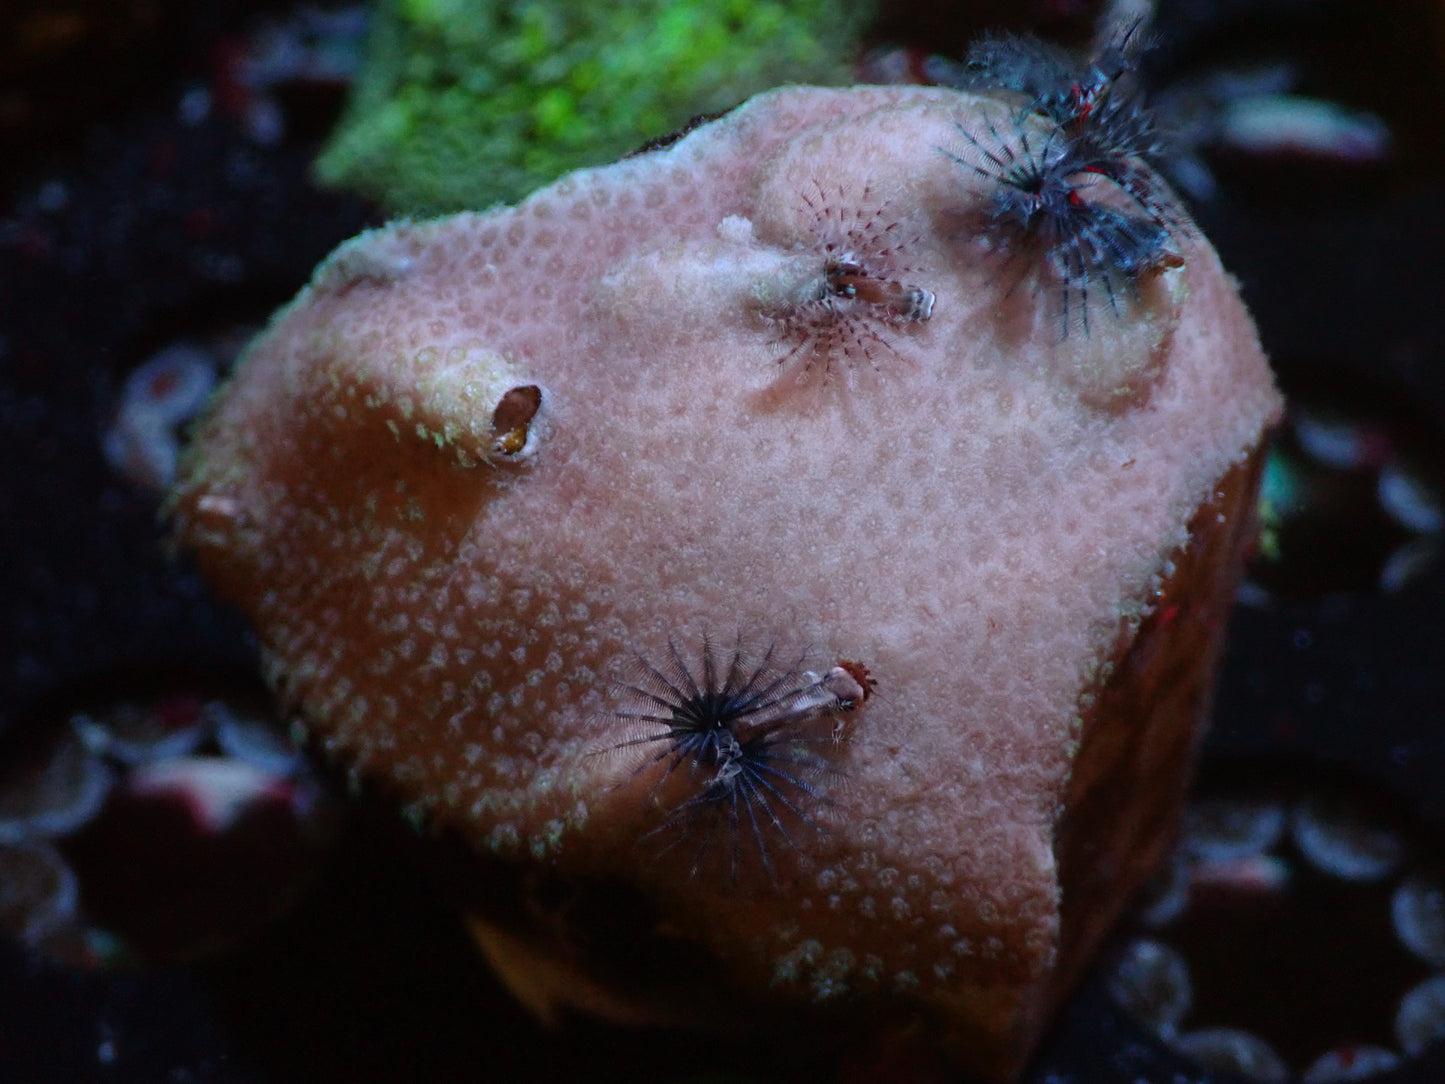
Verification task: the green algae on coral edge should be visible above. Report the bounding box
[314,0,876,215]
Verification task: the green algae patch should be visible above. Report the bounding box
[315,0,875,215]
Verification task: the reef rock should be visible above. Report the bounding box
[172,84,1281,1080]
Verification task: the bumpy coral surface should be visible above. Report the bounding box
[173,85,1280,1080]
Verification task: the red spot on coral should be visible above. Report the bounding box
[184,208,215,240]
[210,37,250,119]
[14,225,53,261]
[155,692,206,733]
[148,137,179,179]
[146,368,183,399]
[837,660,877,702]
[1270,712,1301,744]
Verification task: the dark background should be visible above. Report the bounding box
[2,0,1444,1080]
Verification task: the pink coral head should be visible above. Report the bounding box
[171,84,1280,1080]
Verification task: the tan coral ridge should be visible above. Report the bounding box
[171,85,1281,1081]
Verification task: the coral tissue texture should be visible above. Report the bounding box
[172,85,1281,1081]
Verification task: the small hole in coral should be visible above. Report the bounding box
[491,385,542,457]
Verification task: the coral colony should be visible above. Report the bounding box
[171,31,1281,1082]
